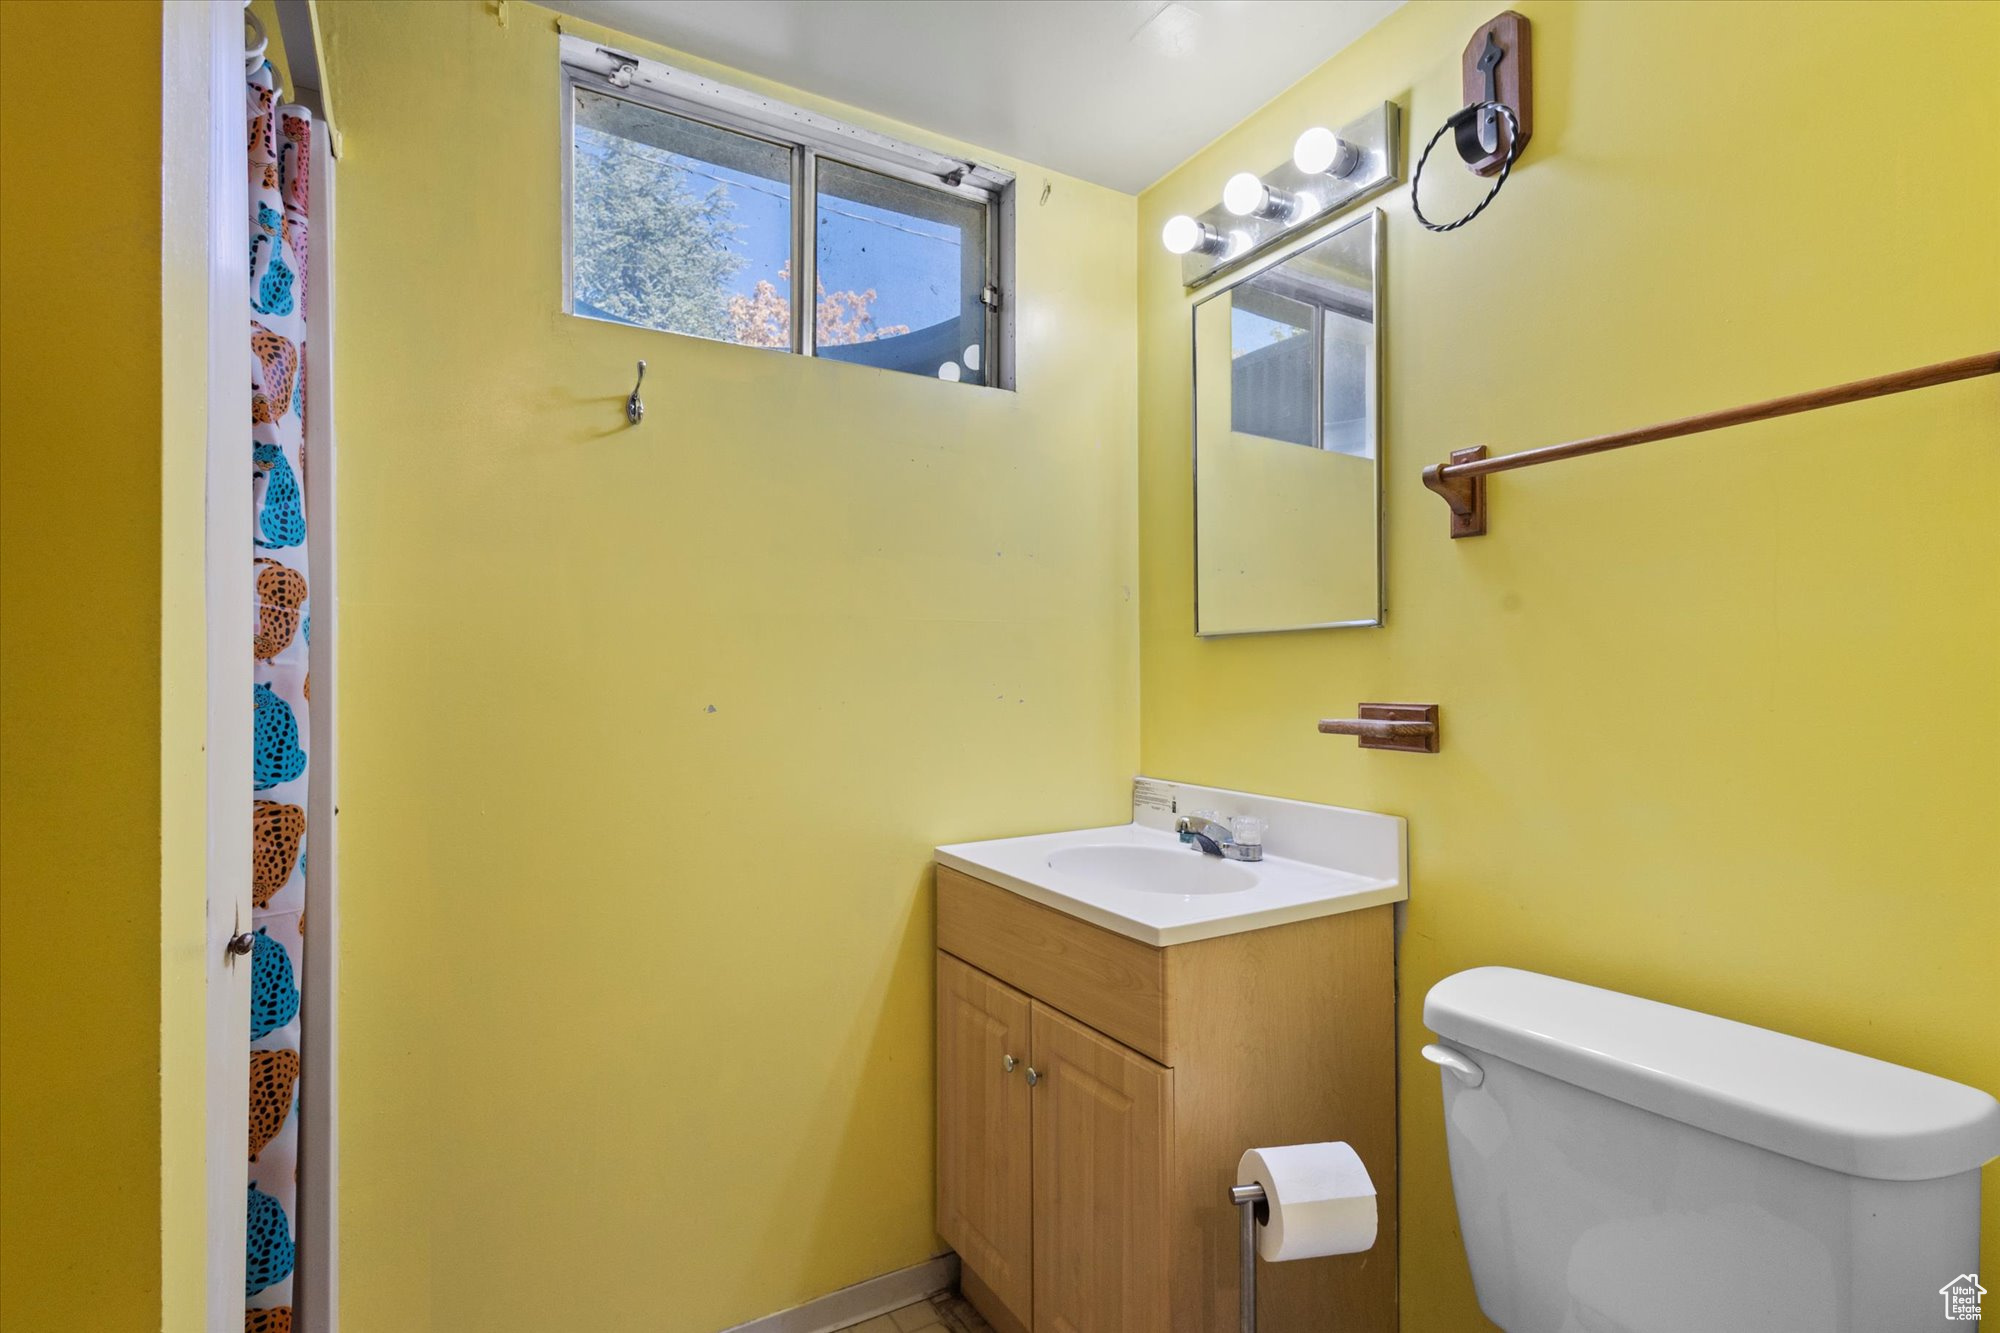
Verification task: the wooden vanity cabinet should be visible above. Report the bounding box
[1030,1000,1172,1330]
[934,864,1397,1333]
[937,952,1035,1319]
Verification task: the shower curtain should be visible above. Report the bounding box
[247,59,311,1331]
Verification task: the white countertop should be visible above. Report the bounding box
[937,816,1405,947]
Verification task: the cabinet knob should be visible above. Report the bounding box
[1024,1066,1041,1087]
[227,932,257,957]
[1002,1054,1017,1074]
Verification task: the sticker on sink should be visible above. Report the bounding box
[1133,778,1175,815]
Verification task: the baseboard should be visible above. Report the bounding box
[717,1253,959,1333]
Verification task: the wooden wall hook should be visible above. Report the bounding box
[1318,704,1441,754]
[1460,12,1532,177]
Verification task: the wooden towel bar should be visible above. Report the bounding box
[1421,351,2000,537]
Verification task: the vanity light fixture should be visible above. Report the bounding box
[1222,171,1298,221]
[1161,213,1228,256]
[1294,126,1362,179]
[1164,101,1399,286]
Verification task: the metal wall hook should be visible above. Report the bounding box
[627,360,646,425]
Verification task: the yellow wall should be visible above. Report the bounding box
[1138,1,2000,1326]
[0,3,166,1326]
[6,5,1985,1328]
[5,6,236,1325]
[313,3,1135,1327]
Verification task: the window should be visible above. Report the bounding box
[562,37,1013,388]
[815,161,991,385]
[572,88,791,344]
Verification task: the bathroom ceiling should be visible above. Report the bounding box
[541,0,1404,193]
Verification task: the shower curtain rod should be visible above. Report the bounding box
[1420,350,2000,537]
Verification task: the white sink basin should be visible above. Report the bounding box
[1046,843,1256,895]
[938,780,1407,946]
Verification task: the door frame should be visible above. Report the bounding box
[192,0,254,1326]
[195,6,341,1325]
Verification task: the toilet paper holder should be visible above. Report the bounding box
[1232,1141,1377,1329]
[1229,1181,1268,1333]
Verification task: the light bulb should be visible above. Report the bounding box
[1222,172,1267,217]
[1161,214,1221,256]
[1223,172,1298,221]
[1294,126,1361,178]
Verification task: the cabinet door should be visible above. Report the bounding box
[1031,1001,1171,1333]
[938,952,1034,1326]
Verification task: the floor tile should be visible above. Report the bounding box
[891,1300,946,1331]
[833,1290,991,1333]
[929,1292,994,1333]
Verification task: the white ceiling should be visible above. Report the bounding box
[543,1,1403,193]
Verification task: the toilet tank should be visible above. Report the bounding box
[1423,967,2000,1333]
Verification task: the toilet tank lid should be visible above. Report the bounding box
[1424,967,2000,1182]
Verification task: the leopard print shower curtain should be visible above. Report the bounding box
[246,58,311,1332]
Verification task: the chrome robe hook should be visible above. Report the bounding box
[627,360,646,425]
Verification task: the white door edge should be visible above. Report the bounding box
[197,0,254,1327]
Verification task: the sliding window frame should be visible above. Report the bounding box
[559,36,1015,388]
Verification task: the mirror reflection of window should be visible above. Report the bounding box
[1229,291,1315,447]
[1191,209,1381,635]
[1322,307,1373,458]
[1220,239,1375,458]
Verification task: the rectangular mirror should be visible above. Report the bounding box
[1193,208,1382,634]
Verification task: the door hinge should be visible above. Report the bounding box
[979,284,1003,312]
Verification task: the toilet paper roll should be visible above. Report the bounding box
[1236,1142,1378,1262]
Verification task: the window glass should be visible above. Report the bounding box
[572,88,791,346]
[814,160,989,384]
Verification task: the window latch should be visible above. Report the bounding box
[979,284,1003,312]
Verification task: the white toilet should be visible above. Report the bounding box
[1424,967,2000,1333]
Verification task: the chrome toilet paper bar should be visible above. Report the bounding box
[1229,1181,1267,1333]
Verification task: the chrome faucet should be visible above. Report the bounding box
[1176,814,1264,862]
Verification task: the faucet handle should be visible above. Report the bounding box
[1177,810,1225,841]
